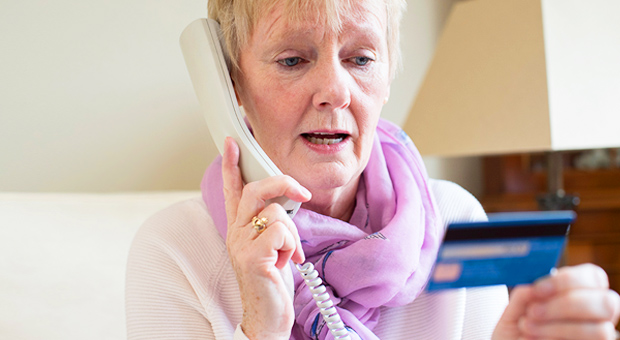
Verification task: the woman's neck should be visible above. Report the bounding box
[301,179,359,222]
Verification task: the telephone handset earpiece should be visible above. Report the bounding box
[180,19,351,339]
[179,18,300,217]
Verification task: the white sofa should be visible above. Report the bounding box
[0,192,200,340]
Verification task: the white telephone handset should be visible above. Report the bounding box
[180,19,350,340]
[179,18,300,218]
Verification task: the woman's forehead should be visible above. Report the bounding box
[254,0,386,41]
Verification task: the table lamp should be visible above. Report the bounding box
[403,0,620,210]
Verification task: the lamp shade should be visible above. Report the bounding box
[403,0,620,157]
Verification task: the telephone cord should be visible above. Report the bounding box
[296,263,351,340]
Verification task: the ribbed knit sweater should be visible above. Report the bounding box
[126,179,508,339]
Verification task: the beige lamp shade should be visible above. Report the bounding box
[404,0,620,157]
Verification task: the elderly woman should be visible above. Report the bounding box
[126,0,620,339]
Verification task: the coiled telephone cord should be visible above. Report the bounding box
[296,263,351,340]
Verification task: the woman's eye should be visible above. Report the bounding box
[278,57,302,67]
[353,56,372,66]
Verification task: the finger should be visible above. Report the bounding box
[231,212,302,277]
[526,289,620,322]
[499,285,535,325]
[236,175,311,226]
[518,318,617,340]
[259,203,305,264]
[221,137,244,225]
[533,264,610,299]
[611,289,620,325]
[255,222,298,270]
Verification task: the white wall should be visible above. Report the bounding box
[0,0,481,196]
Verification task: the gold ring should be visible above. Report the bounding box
[252,216,268,234]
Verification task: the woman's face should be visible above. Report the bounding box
[235,0,391,202]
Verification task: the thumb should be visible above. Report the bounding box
[503,285,533,323]
[221,137,243,225]
[492,285,533,340]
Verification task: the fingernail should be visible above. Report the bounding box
[300,187,312,198]
[223,137,231,154]
[535,280,555,296]
[295,251,305,265]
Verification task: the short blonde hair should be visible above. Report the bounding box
[207,0,406,80]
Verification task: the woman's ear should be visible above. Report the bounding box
[231,78,243,107]
[383,86,391,104]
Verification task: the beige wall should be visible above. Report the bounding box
[1,0,216,192]
[385,0,482,197]
[0,0,481,196]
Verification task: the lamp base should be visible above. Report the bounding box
[537,152,580,211]
[536,190,580,211]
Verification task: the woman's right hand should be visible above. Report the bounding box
[221,137,311,340]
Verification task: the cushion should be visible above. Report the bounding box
[0,192,200,340]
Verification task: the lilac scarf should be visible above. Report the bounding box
[202,118,442,340]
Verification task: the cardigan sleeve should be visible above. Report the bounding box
[461,285,507,340]
[125,204,216,340]
[429,179,509,340]
[125,198,248,339]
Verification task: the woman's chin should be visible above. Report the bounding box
[275,141,365,203]
[291,162,360,195]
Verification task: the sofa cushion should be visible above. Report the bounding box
[0,192,200,340]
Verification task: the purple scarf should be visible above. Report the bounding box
[202,118,442,340]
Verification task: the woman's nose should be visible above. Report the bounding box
[311,60,351,111]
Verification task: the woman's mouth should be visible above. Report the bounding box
[302,132,348,145]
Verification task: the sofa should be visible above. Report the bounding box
[0,180,499,339]
[0,191,200,340]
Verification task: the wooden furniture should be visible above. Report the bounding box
[480,150,620,296]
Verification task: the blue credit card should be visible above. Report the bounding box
[426,211,575,291]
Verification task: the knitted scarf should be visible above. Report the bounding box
[202,118,442,340]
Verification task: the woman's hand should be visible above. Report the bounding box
[221,137,311,340]
[492,263,620,340]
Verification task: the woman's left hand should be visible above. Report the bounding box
[492,263,620,340]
